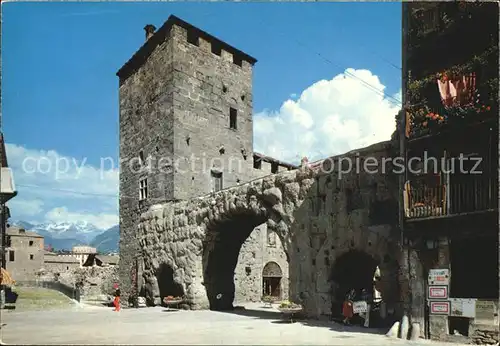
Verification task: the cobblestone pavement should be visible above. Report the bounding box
[1,303,468,345]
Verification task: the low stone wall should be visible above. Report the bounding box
[471,327,499,345]
[38,265,119,302]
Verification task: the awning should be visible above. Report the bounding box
[1,268,16,286]
[0,167,17,203]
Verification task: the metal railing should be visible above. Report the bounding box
[404,175,497,219]
[15,280,80,302]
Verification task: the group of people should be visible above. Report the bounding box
[341,288,373,326]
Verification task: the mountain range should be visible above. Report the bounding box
[11,220,119,254]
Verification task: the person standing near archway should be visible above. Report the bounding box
[342,289,355,325]
[113,284,121,312]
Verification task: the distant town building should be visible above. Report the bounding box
[43,250,80,273]
[82,254,119,267]
[71,245,97,266]
[5,226,44,281]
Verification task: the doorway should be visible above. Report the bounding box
[330,250,378,320]
[262,262,282,298]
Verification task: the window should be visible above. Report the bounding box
[267,229,276,247]
[139,151,144,165]
[6,236,11,247]
[229,108,237,130]
[187,29,199,46]
[139,178,148,200]
[271,162,279,174]
[253,157,262,169]
[30,254,34,260]
[211,171,223,192]
[29,240,34,246]
[9,251,14,262]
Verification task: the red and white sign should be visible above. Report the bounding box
[428,286,448,299]
[430,301,450,315]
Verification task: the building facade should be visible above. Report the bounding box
[117,16,294,305]
[401,2,499,343]
[43,251,81,273]
[71,245,97,267]
[5,226,44,282]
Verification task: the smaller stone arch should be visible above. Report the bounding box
[262,261,283,298]
[262,261,283,277]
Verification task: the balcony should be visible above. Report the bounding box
[404,175,497,220]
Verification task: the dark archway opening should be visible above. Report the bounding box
[203,213,267,311]
[262,261,283,298]
[330,250,378,320]
[156,263,184,302]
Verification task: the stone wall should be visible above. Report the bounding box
[48,266,119,302]
[118,18,258,305]
[137,141,403,319]
[170,24,256,200]
[118,25,176,305]
[234,223,289,303]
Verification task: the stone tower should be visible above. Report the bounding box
[117,15,258,303]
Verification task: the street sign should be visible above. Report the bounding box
[430,301,450,315]
[428,286,448,300]
[428,269,450,285]
[450,298,476,318]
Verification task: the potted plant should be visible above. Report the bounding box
[261,295,279,307]
[277,300,303,323]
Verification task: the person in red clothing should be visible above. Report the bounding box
[342,289,355,325]
[112,284,120,311]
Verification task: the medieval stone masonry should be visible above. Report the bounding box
[117,15,413,328]
[118,16,296,307]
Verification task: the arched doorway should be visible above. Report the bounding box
[330,250,378,319]
[262,262,282,298]
[203,213,269,311]
[156,263,184,302]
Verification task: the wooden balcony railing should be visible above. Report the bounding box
[404,175,498,219]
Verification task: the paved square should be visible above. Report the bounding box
[1,303,467,345]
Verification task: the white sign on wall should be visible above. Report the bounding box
[353,301,368,314]
[428,269,450,285]
[449,298,476,318]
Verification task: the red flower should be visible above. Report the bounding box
[486,106,491,111]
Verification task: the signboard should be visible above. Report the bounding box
[430,301,450,315]
[353,301,368,314]
[428,269,450,285]
[475,300,496,324]
[449,298,476,318]
[428,286,448,300]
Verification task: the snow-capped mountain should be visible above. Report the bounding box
[10,220,118,252]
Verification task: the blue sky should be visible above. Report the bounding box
[2,2,402,228]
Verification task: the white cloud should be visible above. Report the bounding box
[45,207,118,230]
[254,68,401,164]
[4,143,119,227]
[7,198,44,217]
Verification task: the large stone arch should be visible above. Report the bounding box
[200,183,292,310]
[135,142,402,318]
[137,170,312,309]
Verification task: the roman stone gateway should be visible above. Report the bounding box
[117,15,295,305]
[138,141,404,320]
